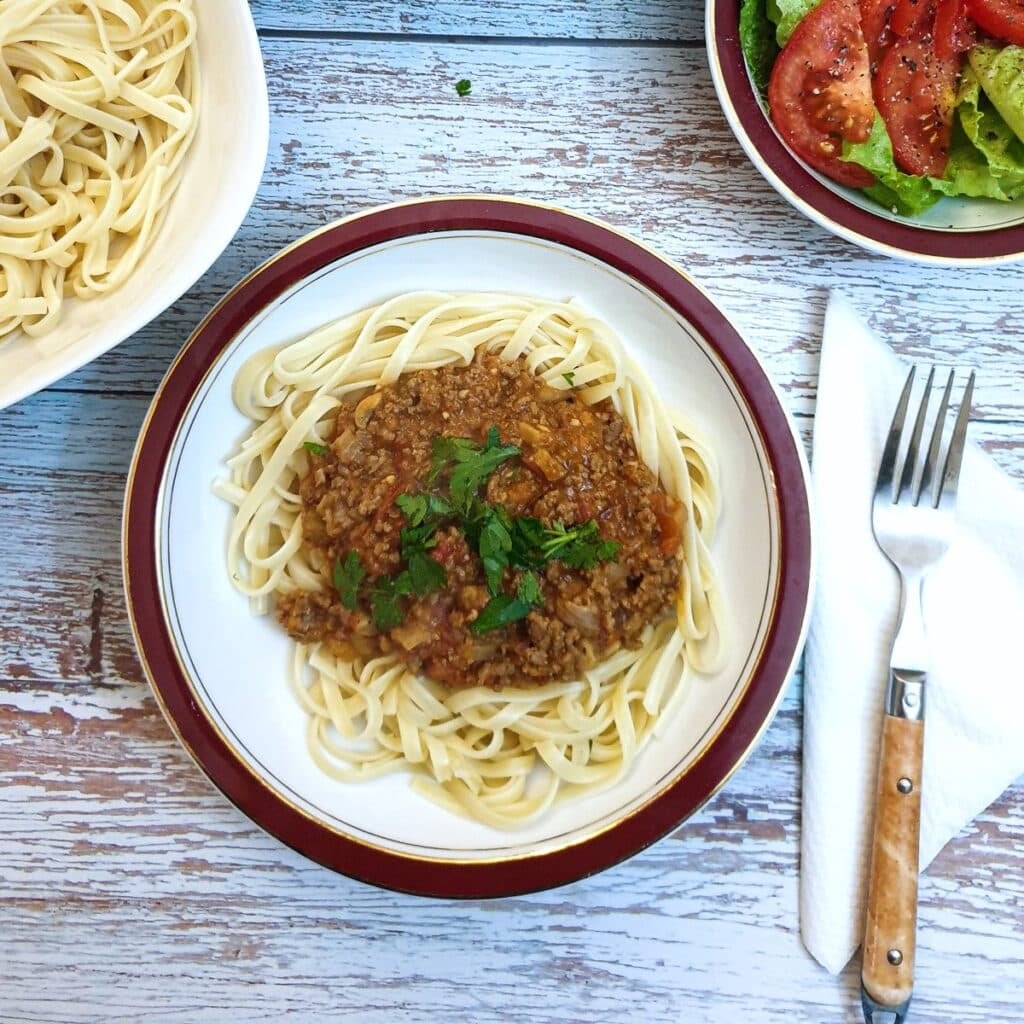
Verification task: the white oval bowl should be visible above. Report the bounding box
[0,0,270,410]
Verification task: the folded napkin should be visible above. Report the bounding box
[800,293,1024,975]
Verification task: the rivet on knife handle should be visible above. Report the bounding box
[861,707,923,1020]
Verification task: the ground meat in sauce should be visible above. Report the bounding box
[276,353,684,689]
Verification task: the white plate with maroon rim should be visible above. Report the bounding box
[707,0,1024,264]
[122,196,813,897]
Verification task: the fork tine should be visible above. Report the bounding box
[878,366,916,500]
[916,369,954,507]
[938,370,975,505]
[896,366,934,504]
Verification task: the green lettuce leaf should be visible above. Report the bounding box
[968,43,1024,143]
[932,66,1024,201]
[841,114,943,216]
[767,0,821,46]
[746,0,1024,211]
[842,70,1024,212]
[739,0,780,96]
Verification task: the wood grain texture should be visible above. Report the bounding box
[1,15,1023,1024]
[862,715,924,1009]
[247,0,700,40]
[33,40,1024,431]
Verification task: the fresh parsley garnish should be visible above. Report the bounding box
[477,505,514,595]
[470,571,544,634]
[398,519,439,555]
[329,426,620,637]
[503,515,620,572]
[406,549,447,596]
[470,594,529,634]
[538,520,621,570]
[562,371,575,387]
[368,573,412,630]
[455,78,472,97]
[396,492,452,525]
[508,515,546,568]
[397,507,448,597]
[333,551,366,611]
[427,436,478,485]
[304,441,329,457]
[429,426,520,512]
[516,570,542,605]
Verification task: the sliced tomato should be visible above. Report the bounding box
[859,0,896,71]
[935,0,976,56]
[956,4,978,48]
[965,0,1024,44]
[768,0,876,188]
[874,29,960,176]
[891,0,932,36]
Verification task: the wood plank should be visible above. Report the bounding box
[1,688,1021,1022]
[1,451,1022,1019]
[38,37,1024,430]
[247,0,700,40]
[3,22,1024,1024]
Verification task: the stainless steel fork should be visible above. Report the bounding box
[860,366,975,1024]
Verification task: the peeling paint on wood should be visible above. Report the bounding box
[1,12,1022,1024]
[247,0,699,40]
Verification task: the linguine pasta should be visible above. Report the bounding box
[0,0,198,343]
[214,292,727,828]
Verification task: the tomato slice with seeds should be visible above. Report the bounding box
[874,25,960,176]
[768,0,876,188]
[891,0,932,36]
[859,0,897,71]
[934,0,975,57]
[965,0,1024,45]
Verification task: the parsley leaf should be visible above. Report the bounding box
[450,427,520,510]
[562,372,575,387]
[406,551,447,596]
[333,551,366,611]
[397,492,455,530]
[368,572,412,630]
[399,520,439,555]
[398,513,448,597]
[304,441,329,457]
[508,515,547,569]
[539,520,621,570]
[396,493,428,525]
[469,569,543,634]
[346,428,619,637]
[429,427,520,512]
[428,435,478,485]
[476,505,513,595]
[516,571,542,606]
[455,78,472,97]
[470,593,533,634]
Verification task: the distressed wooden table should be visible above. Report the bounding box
[2,3,1022,1021]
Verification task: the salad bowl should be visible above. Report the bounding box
[708,0,1024,263]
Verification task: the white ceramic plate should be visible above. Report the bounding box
[0,0,269,410]
[123,197,813,896]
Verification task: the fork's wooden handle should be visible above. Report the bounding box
[862,714,924,1010]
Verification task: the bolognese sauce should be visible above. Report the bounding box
[277,353,683,689]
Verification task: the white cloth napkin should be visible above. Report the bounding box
[800,293,1024,975]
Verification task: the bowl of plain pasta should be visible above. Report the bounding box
[123,197,813,897]
[0,0,268,410]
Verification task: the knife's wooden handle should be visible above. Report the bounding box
[861,714,924,1009]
